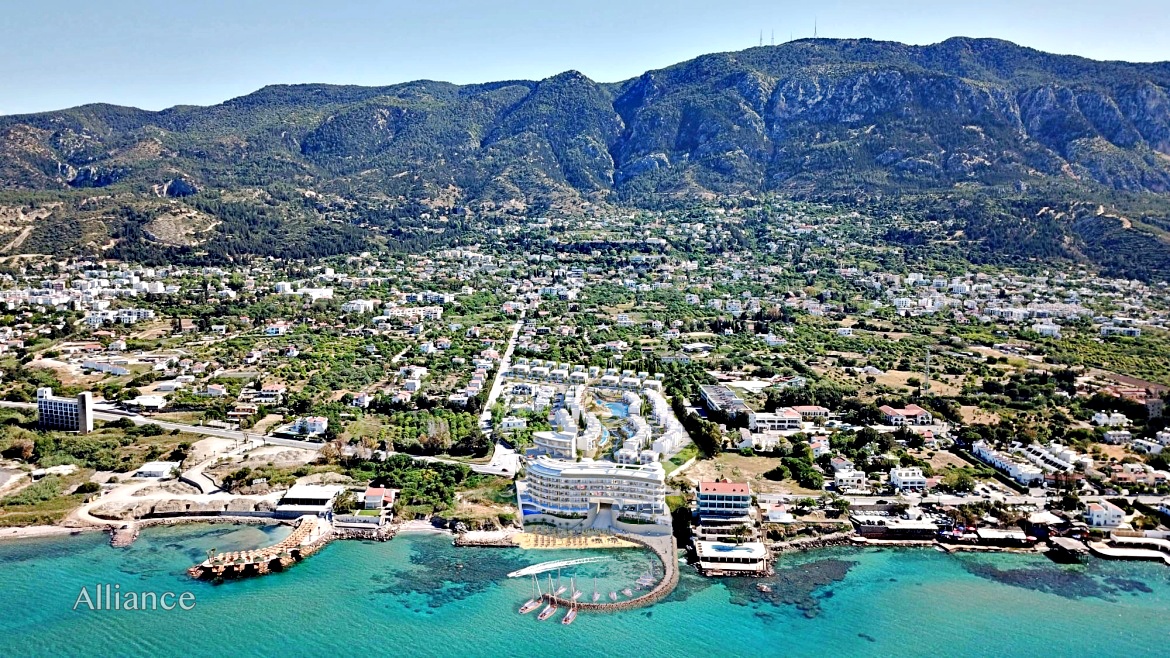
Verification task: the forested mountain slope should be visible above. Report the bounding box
[2,37,1169,276]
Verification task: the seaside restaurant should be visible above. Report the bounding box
[276,484,346,518]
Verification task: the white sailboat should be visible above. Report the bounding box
[519,575,542,614]
[537,574,558,620]
[554,569,567,596]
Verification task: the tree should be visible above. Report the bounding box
[333,492,357,515]
[732,524,749,545]
[941,470,975,493]
[1057,491,1081,512]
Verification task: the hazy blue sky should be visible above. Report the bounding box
[1,0,1167,115]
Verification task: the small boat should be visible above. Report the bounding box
[609,591,618,601]
[592,577,600,603]
[519,576,542,614]
[562,602,577,626]
[756,583,772,593]
[537,603,558,621]
[622,588,633,597]
[554,569,566,596]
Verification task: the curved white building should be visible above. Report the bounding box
[517,457,668,525]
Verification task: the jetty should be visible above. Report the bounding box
[109,522,139,547]
[1088,536,1170,566]
[1047,536,1090,561]
[186,515,332,579]
[507,557,606,578]
[537,535,679,614]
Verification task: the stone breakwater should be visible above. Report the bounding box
[541,535,679,614]
[110,516,285,547]
[771,531,856,554]
[334,526,396,542]
[454,533,517,548]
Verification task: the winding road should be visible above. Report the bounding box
[0,401,324,450]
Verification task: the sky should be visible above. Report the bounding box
[1,0,1167,115]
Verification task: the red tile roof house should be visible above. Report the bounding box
[363,487,389,510]
[879,404,934,426]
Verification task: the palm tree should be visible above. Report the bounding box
[732,524,749,545]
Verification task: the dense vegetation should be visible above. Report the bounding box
[345,454,476,515]
[2,38,1170,275]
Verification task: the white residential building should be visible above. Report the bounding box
[1031,323,1061,338]
[834,468,868,492]
[1084,501,1125,528]
[341,299,378,313]
[291,416,329,436]
[1092,412,1130,427]
[889,467,927,492]
[1102,430,1133,444]
[499,416,528,432]
[748,409,802,431]
[972,441,1044,484]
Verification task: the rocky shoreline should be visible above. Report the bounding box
[453,531,517,548]
[770,531,857,553]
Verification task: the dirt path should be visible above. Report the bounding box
[1,207,52,253]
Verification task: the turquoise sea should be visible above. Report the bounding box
[0,524,1168,657]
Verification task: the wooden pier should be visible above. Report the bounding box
[186,516,333,580]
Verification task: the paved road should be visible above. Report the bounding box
[180,457,223,494]
[0,401,323,451]
[479,311,525,426]
[413,442,519,476]
[758,491,1167,509]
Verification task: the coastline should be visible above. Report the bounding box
[0,520,1109,569]
[394,519,454,535]
[0,516,287,545]
[0,524,100,542]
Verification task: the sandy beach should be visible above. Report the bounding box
[514,532,638,550]
[0,525,99,543]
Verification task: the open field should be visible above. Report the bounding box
[682,453,823,496]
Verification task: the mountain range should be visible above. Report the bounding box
[2,37,1169,277]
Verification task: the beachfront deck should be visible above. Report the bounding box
[1088,539,1170,566]
[186,515,332,579]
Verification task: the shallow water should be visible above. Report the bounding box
[0,526,1167,657]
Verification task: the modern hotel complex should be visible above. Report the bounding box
[516,456,669,527]
[36,387,94,434]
